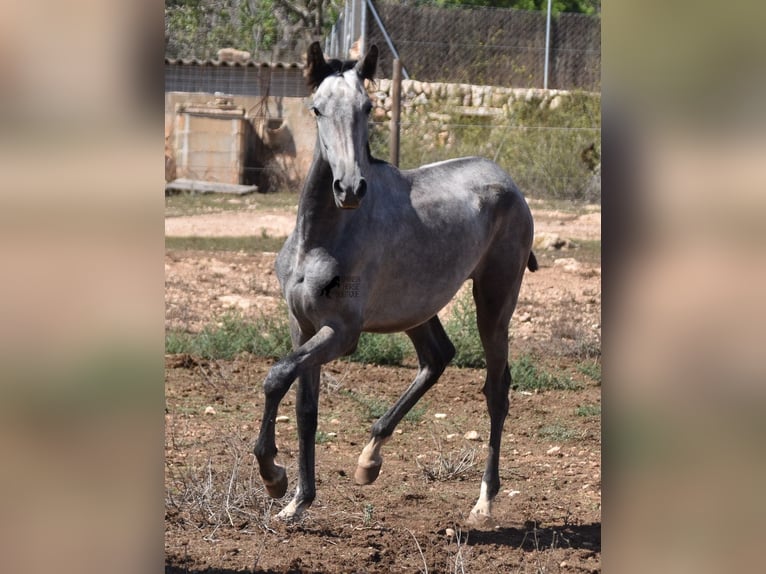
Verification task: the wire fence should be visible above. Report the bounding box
[328,0,601,90]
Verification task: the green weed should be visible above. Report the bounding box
[538,423,580,441]
[165,234,287,254]
[315,431,335,444]
[165,311,291,360]
[345,332,410,366]
[342,389,427,423]
[577,360,602,384]
[444,291,485,369]
[511,355,581,392]
[576,404,601,417]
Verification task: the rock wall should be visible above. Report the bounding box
[368,79,584,120]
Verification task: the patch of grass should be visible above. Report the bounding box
[511,355,581,392]
[165,191,297,217]
[315,430,335,444]
[165,234,287,254]
[576,404,601,418]
[341,389,428,424]
[165,311,291,360]
[538,422,580,441]
[577,360,602,384]
[345,332,411,366]
[342,389,389,421]
[444,290,485,369]
[573,239,602,265]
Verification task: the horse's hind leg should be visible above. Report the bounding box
[467,264,526,527]
[354,316,455,484]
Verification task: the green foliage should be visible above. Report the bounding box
[511,355,581,391]
[444,291,486,369]
[575,404,600,417]
[315,430,335,444]
[342,389,427,423]
[345,332,410,366]
[165,0,274,59]
[165,311,291,360]
[577,360,601,384]
[165,1,342,60]
[165,235,287,254]
[537,422,579,441]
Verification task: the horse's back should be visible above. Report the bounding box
[405,156,531,229]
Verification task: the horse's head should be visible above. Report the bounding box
[306,41,378,210]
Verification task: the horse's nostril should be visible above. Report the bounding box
[356,179,367,199]
[333,179,344,196]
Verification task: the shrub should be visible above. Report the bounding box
[345,332,410,366]
[165,311,291,360]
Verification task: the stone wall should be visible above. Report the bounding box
[369,78,583,120]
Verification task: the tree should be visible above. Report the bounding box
[165,0,342,60]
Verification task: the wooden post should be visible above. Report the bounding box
[390,59,402,167]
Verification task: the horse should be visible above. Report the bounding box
[254,41,538,526]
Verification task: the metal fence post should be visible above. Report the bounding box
[544,0,552,89]
[390,59,402,167]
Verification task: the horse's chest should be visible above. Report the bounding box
[278,248,357,321]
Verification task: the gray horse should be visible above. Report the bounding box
[254,42,537,526]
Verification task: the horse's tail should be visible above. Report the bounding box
[527,251,539,272]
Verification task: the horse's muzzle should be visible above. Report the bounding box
[333,178,367,209]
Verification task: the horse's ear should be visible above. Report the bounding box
[355,44,378,81]
[306,41,333,90]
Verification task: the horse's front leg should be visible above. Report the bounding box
[254,324,355,522]
[276,365,320,520]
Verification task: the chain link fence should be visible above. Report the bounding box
[328,0,600,90]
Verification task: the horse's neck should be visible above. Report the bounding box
[295,149,343,247]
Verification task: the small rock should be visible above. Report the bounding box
[446,433,459,441]
[445,527,455,539]
[508,489,521,497]
[204,406,216,415]
[275,415,290,423]
[553,257,582,273]
[395,429,403,435]
[330,418,341,425]
[517,312,532,323]
[464,430,481,441]
[547,445,561,455]
[534,232,573,251]
[434,413,447,419]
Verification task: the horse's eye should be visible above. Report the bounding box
[311,106,321,118]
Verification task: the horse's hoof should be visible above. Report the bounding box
[466,510,496,529]
[276,500,303,522]
[263,466,288,498]
[354,461,382,485]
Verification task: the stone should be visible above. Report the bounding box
[534,232,573,251]
[464,430,481,441]
[275,415,290,423]
[553,258,582,273]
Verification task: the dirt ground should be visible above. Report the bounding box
[165,200,601,573]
